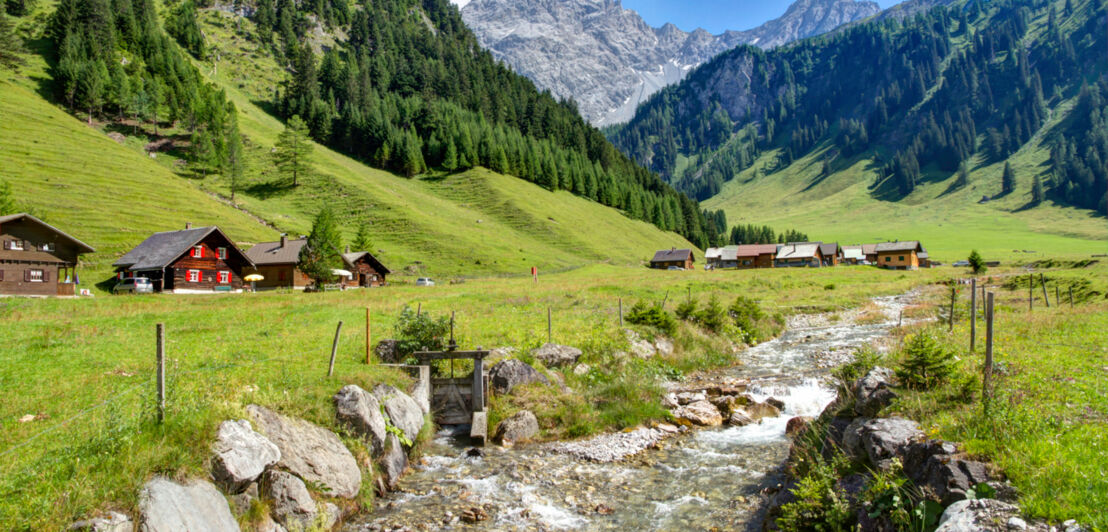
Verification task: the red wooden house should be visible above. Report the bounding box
[113,224,254,293]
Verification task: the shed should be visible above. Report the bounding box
[342,250,391,287]
[243,235,311,290]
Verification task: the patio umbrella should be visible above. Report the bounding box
[244,273,264,292]
[331,269,353,278]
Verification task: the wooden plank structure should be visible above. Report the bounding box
[414,320,490,444]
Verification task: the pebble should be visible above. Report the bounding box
[1008,517,1027,530]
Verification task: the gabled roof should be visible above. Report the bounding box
[819,242,840,257]
[651,249,693,263]
[861,244,878,255]
[734,244,778,257]
[0,213,95,253]
[244,238,308,265]
[704,247,723,260]
[718,246,739,261]
[875,241,923,253]
[776,243,822,260]
[343,251,392,275]
[842,246,865,260]
[114,226,253,271]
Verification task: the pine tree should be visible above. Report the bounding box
[1031,174,1044,205]
[299,205,344,288]
[401,132,424,178]
[967,249,985,274]
[1001,161,1015,195]
[0,178,16,215]
[351,222,372,252]
[954,161,969,189]
[442,138,458,171]
[225,128,245,201]
[273,114,313,186]
[0,3,24,70]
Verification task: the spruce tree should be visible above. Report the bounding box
[442,138,458,171]
[299,205,344,288]
[0,3,24,70]
[967,249,986,274]
[351,222,372,252]
[1031,174,1044,205]
[955,162,969,189]
[1001,161,1015,195]
[273,115,313,186]
[225,128,244,201]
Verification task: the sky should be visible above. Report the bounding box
[449,0,902,35]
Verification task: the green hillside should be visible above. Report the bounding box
[0,14,692,287]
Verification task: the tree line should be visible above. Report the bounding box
[727,224,809,246]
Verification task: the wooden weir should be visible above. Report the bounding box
[414,348,490,445]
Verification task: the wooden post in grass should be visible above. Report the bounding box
[984,292,995,405]
[1055,285,1060,306]
[1040,273,1050,308]
[328,321,343,377]
[547,307,552,344]
[949,285,956,332]
[970,279,977,352]
[365,308,371,365]
[156,323,165,424]
[618,297,623,328]
[416,303,421,317]
[1070,286,1074,308]
[1029,273,1034,311]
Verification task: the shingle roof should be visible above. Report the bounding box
[775,243,821,260]
[114,226,252,271]
[704,247,723,260]
[734,244,778,257]
[244,238,308,265]
[861,244,878,255]
[651,249,693,263]
[343,251,392,275]
[874,241,922,253]
[819,242,840,257]
[719,246,739,261]
[0,213,95,253]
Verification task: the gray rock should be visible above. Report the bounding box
[379,432,409,491]
[411,369,431,415]
[374,339,401,363]
[138,477,240,532]
[494,410,540,445]
[842,417,870,459]
[1008,517,1027,530]
[211,419,281,493]
[661,392,679,409]
[69,511,131,532]
[530,343,582,367]
[675,391,706,405]
[858,417,924,468]
[319,502,341,530]
[256,515,286,532]
[229,482,259,516]
[854,366,898,417]
[489,359,549,395]
[672,400,724,426]
[547,426,669,462]
[371,384,425,445]
[902,439,990,504]
[625,329,656,359]
[262,470,317,530]
[654,336,675,357]
[935,499,1023,532]
[728,411,754,426]
[334,384,388,456]
[247,405,362,499]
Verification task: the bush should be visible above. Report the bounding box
[393,305,451,361]
[729,295,765,334]
[695,294,727,333]
[626,301,677,335]
[895,330,956,390]
[777,453,853,531]
[674,299,698,321]
[968,249,986,274]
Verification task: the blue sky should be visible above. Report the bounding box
[621,0,901,34]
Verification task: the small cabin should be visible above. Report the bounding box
[650,248,694,270]
[705,246,739,269]
[0,213,95,297]
[342,250,390,287]
[734,244,777,269]
[243,235,313,290]
[114,224,253,293]
[774,243,825,268]
[841,245,865,265]
[874,241,924,270]
[819,243,842,267]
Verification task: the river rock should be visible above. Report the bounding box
[661,392,679,409]
[675,391,706,405]
[854,366,897,417]
[138,477,240,532]
[372,384,424,445]
[334,384,388,456]
[547,426,669,462]
[379,432,409,491]
[68,511,131,532]
[728,411,755,426]
[626,329,656,359]
[494,410,539,445]
[672,400,723,426]
[935,499,1036,532]
[766,397,786,411]
[263,470,317,530]
[211,419,281,493]
[903,439,990,505]
[489,359,549,395]
[785,416,813,438]
[849,417,924,468]
[374,339,401,363]
[709,395,739,416]
[246,405,362,499]
[654,336,675,357]
[741,401,781,422]
[530,343,582,367]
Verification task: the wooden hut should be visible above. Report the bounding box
[774,243,824,268]
[874,241,924,270]
[0,213,94,297]
[734,244,777,269]
[114,224,253,293]
[342,250,390,287]
[650,248,694,270]
[243,235,312,290]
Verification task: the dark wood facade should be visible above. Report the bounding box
[246,264,313,290]
[345,254,388,287]
[649,249,695,270]
[0,214,94,297]
[115,226,251,293]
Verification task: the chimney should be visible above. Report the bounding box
[345,245,351,253]
[280,234,288,248]
[185,222,192,230]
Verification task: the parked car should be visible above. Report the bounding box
[114,277,153,294]
[416,277,436,286]
[953,260,970,267]
[666,266,684,271]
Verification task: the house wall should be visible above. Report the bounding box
[877,251,919,270]
[0,218,84,297]
[350,259,387,287]
[737,253,775,269]
[165,235,249,292]
[246,264,312,289]
[0,262,63,296]
[651,259,692,270]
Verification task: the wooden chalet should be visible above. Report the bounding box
[734,244,778,269]
[705,246,739,269]
[861,244,879,264]
[0,213,95,297]
[113,224,253,293]
[774,243,825,268]
[342,249,390,287]
[841,245,866,265]
[243,235,312,290]
[819,243,842,266]
[874,241,925,270]
[650,248,694,270]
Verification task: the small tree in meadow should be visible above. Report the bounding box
[896,331,956,390]
[299,206,343,288]
[351,222,372,252]
[967,249,985,274]
[273,115,313,186]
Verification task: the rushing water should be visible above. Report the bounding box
[353,294,914,532]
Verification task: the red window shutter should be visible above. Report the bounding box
[227,271,232,283]
[198,270,203,283]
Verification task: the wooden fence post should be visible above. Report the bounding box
[547,307,552,344]
[156,323,165,424]
[949,285,956,331]
[970,279,977,352]
[365,308,371,365]
[416,303,421,317]
[1028,273,1033,311]
[1070,286,1074,308]
[328,321,343,377]
[618,297,623,328]
[983,292,995,406]
[1040,273,1050,308]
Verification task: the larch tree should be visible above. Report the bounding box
[273,114,313,186]
[299,205,344,288]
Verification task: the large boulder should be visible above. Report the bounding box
[672,400,724,426]
[494,410,540,445]
[374,339,401,363]
[333,384,388,456]
[654,336,675,357]
[625,329,656,359]
[934,499,1043,532]
[489,359,549,395]
[246,405,362,499]
[371,384,424,445]
[211,419,281,493]
[903,440,991,505]
[786,416,814,438]
[530,343,582,367]
[262,470,317,530]
[854,367,898,417]
[741,400,781,423]
[378,432,409,491]
[849,417,924,468]
[138,477,240,532]
[68,511,132,532]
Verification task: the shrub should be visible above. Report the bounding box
[695,294,727,333]
[674,299,698,321]
[895,330,956,390]
[968,249,986,274]
[393,305,450,361]
[777,453,853,531]
[729,295,765,334]
[626,301,677,335]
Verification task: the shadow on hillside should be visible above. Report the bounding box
[250,99,279,118]
[245,180,296,199]
[26,37,60,102]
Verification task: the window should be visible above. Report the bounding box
[218,271,230,284]
[192,245,204,258]
[40,243,54,252]
[217,247,227,260]
[28,269,44,282]
[8,240,23,251]
[899,255,905,261]
[885,256,891,262]
[188,269,201,283]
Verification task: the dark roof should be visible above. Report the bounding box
[244,238,308,265]
[874,241,923,253]
[342,251,392,275]
[861,244,878,255]
[0,213,95,253]
[651,249,693,263]
[819,242,840,256]
[114,226,253,271]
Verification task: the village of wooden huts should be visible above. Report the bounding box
[650,240,931,271]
